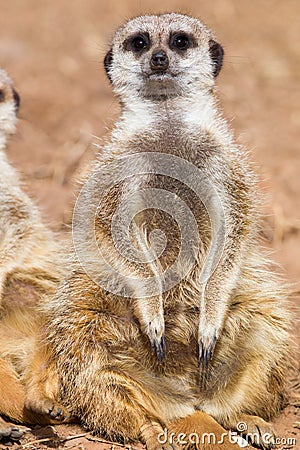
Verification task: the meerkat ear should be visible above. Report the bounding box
[12,89,20,113]
[104,49,113,83]
[209,40,224,77]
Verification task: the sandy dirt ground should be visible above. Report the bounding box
[0,0,299,449]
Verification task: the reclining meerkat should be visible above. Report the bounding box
[0,69,64,439]
[22,13,291,450]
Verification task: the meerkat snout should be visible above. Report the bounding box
[150,50,169,71]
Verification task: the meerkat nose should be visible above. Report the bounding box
[150,50,169,71]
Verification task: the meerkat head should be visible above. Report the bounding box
[104,13,224,101]
[0,69,20,148]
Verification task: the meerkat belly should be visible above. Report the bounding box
[104,324,199,422]
[76,297,198,374]
[51,284,199,410]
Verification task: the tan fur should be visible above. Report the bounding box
[0,69,64,436]
[4,14,292,450]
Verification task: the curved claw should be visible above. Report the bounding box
[151,334,166,362]
[198,334,217,366]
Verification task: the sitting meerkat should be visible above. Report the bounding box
[22,13,291,450]
[0,69,61,303]
[0,69,64,439]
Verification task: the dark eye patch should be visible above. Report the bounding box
[0,90,4,102]
[169,32,196,51]
[123,32,150,53]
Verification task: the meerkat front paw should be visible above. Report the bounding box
[25,396,69,422]
[145,314,166,362]
[198,324,219,366]
[133,295,166,361]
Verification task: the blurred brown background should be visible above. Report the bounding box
[0,1,299,447]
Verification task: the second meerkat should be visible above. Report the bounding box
[0,69,64,438]
[24,13,291,450]
[0,70,61,303]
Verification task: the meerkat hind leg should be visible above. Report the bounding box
[0,358,26,423]
[24,350,70,423]
[0,358,30,440]
[140,421,180,450]
[0,417,24,441]
[169,411,242,450]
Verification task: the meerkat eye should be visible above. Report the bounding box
[170,33,192,51]
[0,90,4,102]
[132,36,148,50]
[125,33,150,52]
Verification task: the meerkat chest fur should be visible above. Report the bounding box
[94,94,255,287]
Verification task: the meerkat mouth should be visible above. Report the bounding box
[141,72,181,99]
[148,72,173,80]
